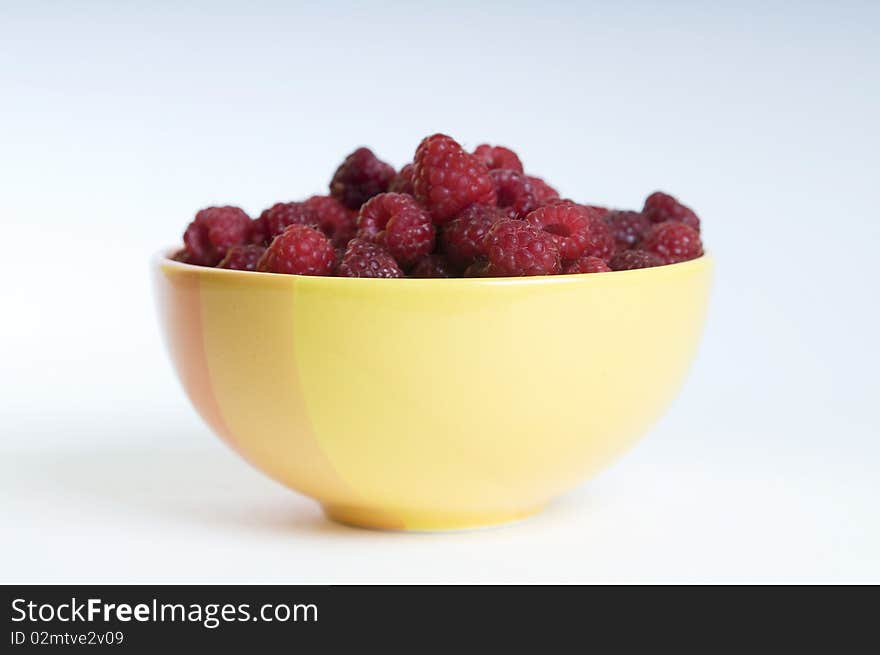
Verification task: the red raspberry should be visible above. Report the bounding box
[609,249,664,271]
[440,204,507,270]
[563,255,611,274]
[218,244,266,271]
[256,224,335,276]
[258,202,318,242]
[356,193,435,267]
[642,191,700,231]
[604,210,651,251]
[388,163,415,195]
[304,195,357,248]
[641,221,703,264]
[413,134,497,224]
[329,147,395,210]
[525,204,614,262]
[526,176,560,203]
[337,238,403,278]
[490,169,538,219]
[183,206,252,266]
[473,144,524,173]
[409,254,452,278]
[484,219,561,276]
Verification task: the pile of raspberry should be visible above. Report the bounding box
[173,134,704,277]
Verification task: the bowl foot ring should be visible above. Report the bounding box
[322,503,546,533]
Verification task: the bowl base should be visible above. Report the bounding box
[322,503,545,533]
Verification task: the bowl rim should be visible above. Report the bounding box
[154,247,711,285]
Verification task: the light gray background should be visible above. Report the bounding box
[2,0,878,582]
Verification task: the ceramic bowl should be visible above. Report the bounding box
[153,251,712,530]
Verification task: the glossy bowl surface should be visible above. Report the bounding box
[154,252,712,530]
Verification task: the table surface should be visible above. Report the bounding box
[4,396,878,584]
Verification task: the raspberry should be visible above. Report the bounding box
[563,255,611,274]
[388,163,415,195]
[526,176,560,203]
[604,210,651,251]
[218,244,266,271]
[258,202,318,241]
[473,144,524,173]
[413,133,497,224]
[304,195,357,248]
[490,169,538,219]
[609,249,664,271]
[525,204,614,262]
[356,193,435,267]
[183,206,252,266]
[440,203,507,269]
[642,191,700,231]
[484,219,561,276]
[337,238,404,278]
[256,224,335,276]
[641,221,703,264]
[409,254,452,278]
[329,147,395,209]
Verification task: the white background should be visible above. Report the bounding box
[2,0,878,582]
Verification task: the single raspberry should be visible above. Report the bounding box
[473,144,524,173]
[642,191,700,231]
[641,221,703,264]
[218,244,266,271]
[388,163,415,195]
[609,249,664,271]
[413,133,497,224]
[409,254,452,278]
[526,176,560,203]
[484,219,561,276]
[525,203,613,262]
[304,195,357,248]
[329,147,395,209]
[490,169,538,219]
[256,224,335,276]
[440,203,508,269]
[604,210,651,251]
[563,255,612,274]
[258,202,318,241]
[337,238,403,278]
[357,193,435,267]
[183,206,252,266]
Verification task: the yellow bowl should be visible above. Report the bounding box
[153,251,712,531]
